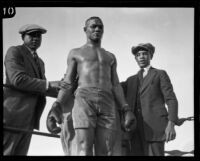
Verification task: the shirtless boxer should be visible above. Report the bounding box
[47,17,136,156]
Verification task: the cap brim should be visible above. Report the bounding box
[25,29,46,34]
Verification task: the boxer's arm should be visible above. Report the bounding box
[110,54,136,131]
[56,50,78,106]
[46,50,77,133]
[110,55,131,112]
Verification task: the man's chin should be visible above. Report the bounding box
[139,65,146,68]
[93,35,102,40]
[139,64,148,68]
[31,45,40,50]
[92,38,101,43]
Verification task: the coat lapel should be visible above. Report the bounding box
[140,67,156,94]
[21,45,42,78]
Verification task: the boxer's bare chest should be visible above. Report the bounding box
[76,47,113,66]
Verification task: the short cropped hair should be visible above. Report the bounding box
[85,16,103,27]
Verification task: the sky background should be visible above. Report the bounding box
[3,7,194,156]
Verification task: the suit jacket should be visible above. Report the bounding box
[121,67,178,141]
[4,44,47,130]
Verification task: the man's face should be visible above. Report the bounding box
[135,50,152,68]
[85,18,104,42]
[23,32,42,51]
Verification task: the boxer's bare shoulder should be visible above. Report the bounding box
[66,46,86,65]
[102,49,116,66]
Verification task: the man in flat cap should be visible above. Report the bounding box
[46,16,136,156]
[120,43,179,156]
[3,24,62,155]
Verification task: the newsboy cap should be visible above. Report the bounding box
[131,43,155,55]
[19,24,47,34]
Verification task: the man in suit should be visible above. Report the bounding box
[3,24,61,155]
[121,43,179,156]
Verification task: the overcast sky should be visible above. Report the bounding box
[3,7,194,155]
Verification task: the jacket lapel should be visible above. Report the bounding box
[140,67,156,94]
[21,45,42,78]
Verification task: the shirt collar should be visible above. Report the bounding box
[143,65,151,72]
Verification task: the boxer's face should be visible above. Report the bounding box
[84,18,104,42]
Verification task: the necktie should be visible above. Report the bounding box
[138,68,144,86]
[33,52,42,78]
[141,68,144,78]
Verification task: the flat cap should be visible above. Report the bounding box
[131,43,155,55]
[19,24,47,34]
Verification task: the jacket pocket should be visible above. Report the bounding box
[156,108,168,117]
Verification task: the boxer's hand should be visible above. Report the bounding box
[124,110,137,132]
[46,101,63,134]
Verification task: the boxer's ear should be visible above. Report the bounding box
[84,27,86,32]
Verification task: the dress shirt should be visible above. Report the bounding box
[142,65,151,78]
